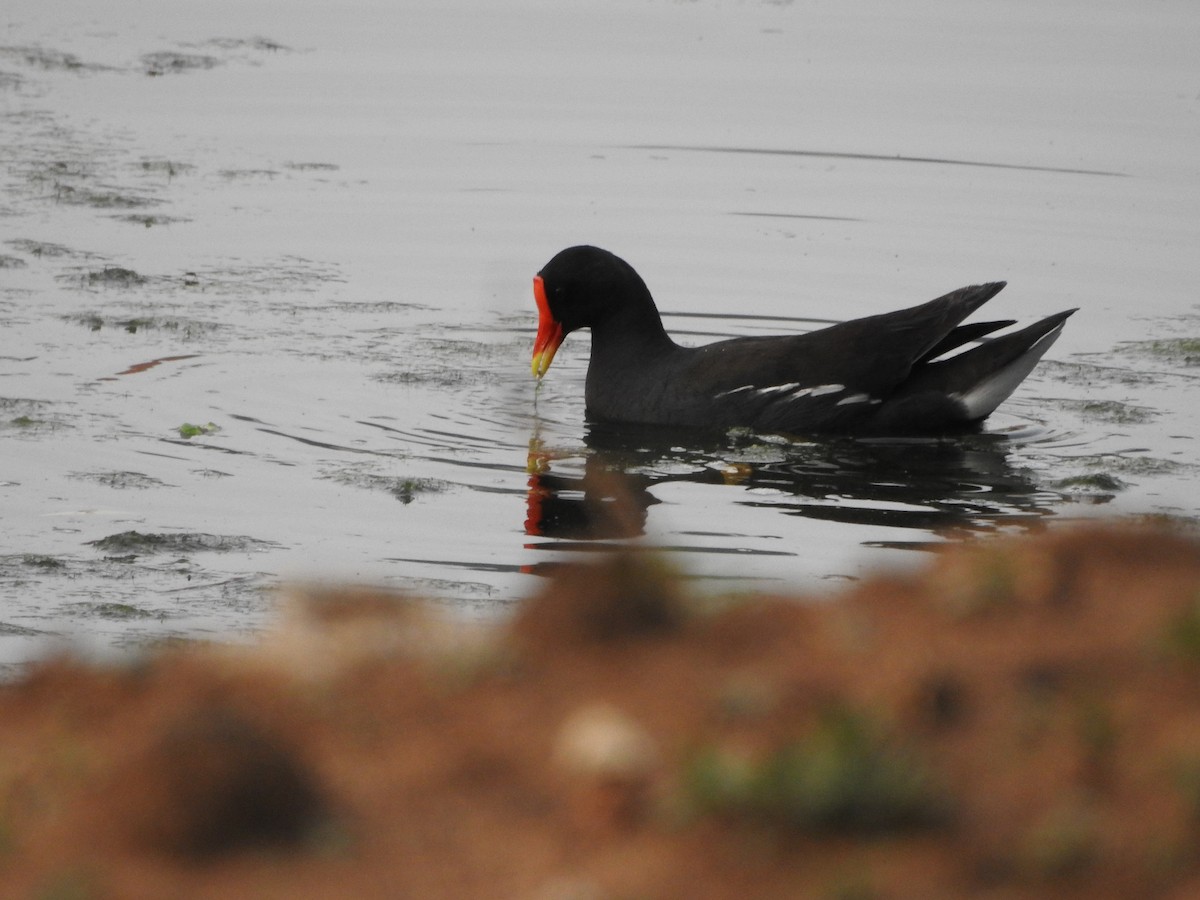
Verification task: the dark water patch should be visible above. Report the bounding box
[69,470,172,490]
[86,531,278,555]
[525,425,1064,546]
[0,254,27,269]
[629,144,1127,177]
[141,51,221,76]
[0,71,23,91]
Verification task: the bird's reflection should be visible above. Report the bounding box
[525,420,1068,543]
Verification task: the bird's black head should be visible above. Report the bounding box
[537,245,650,333]
[532,245,656,378]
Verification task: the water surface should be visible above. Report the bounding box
[3,0,1198,670]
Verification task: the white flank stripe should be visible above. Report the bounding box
[755,382,801,396]
[836,393,871,406]
[809,383,845,397]
[715,384,756,398]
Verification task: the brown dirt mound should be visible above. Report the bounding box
[2,523,1200,899]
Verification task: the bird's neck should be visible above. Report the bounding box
[590,291,676,365]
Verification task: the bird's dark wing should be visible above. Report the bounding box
[680,282,1007,399]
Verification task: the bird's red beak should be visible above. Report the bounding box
[531,275,564,378]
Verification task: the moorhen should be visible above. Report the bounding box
[531,245,1075,436]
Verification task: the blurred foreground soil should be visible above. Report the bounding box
[3,523,1200,899]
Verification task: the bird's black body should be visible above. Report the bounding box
[532,245,1075,436]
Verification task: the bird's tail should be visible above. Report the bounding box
[866,308,1076,434]
[927,309,1076,420]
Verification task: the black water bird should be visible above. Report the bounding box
[531,245,1074,435]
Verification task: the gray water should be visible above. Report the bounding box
[3,0,1198,671]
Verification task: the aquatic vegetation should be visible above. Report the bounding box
[178,422,220,439]
[68,470,170,490]
[1052,473,1129,494]
[20,555,64,570]
[136,159,196,178]
[69,602,158,620]
[285,161,339,172]
[141,51,221,76]
[203,36,291,54]
[1038,359,1156,388]
[1121,337,1200,367]
[85,531,274,555]
[0,45,104,72]
[218,168,280,180]
[322,467,448,505]
[81,266,146,288]
[2,412,62,434]
[1096,455,1191,478]
[5,238,75,257]
[63,312,217,338]
[113,213,190,227]
[62,188,160,209]
[172,258,344,296]
[1055,398,1158,425]
[390,478,446,504]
